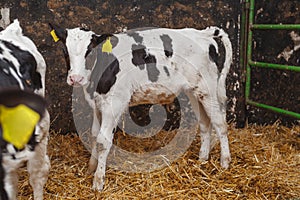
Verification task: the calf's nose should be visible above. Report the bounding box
[68,74,84,86]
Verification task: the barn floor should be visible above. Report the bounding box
[18,123,300,199]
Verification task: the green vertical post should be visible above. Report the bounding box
[239,0,249,73]
[245,0,254,101]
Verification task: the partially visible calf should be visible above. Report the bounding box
[50,24,232,191]
[0,89,48,200]
[0,19,50,200]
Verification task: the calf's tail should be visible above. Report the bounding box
[206,27,233,109]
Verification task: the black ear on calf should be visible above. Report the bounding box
[91,34,113,48]
[49,23,67,43]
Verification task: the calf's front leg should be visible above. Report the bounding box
[28,111,50,200]
[92,119,116,191]
[91,99,126,191]
[27,138,50,200]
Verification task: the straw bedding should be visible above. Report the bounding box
[17,123,300,199]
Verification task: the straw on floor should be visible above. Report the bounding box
[18,123,300,199]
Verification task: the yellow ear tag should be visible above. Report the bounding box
[0,104,40,149]
[102,37,112,53]
[50,29,60,42]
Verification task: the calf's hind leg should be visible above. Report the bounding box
[198,102,213,162]
[201,97,231,169]
[185,92,212,162]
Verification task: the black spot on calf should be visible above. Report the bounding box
[131,44,160,82]
[146,61,160,82]
[1,41,42,90]
[86,47,120,96]
[127,31,143,43]
[128,31,160,82]
[131,44,148,70]
[208,42,225,75]
[209,44,219,66]
[160,34,173,58]
[163,66,170,76]
[213,37,226,75]
[97,57,120,94]
[0,59,20,87]
[214,29,220,36]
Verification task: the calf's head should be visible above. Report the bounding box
[49,24,112,87]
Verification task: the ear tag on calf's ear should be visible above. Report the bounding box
[102,37,112,53]
[0,104,40,149]
[50,29,60,42]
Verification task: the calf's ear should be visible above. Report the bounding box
[49,23,67,43]
[91,34,107,48]
[91,34,119,52]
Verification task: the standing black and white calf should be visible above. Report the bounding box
[0,19,50,200]
[50,24,232,191]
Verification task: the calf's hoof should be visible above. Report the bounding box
[92,175,105,191]
[198,152,209,162]
[220,155,231,169]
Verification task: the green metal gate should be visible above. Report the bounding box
[240,0,300,123]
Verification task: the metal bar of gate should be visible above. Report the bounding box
[248,61,300,72]
[252,24,300,30]
[245,0,300,119]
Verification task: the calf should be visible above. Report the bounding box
[0,89,47,200]
[50,24,232,191]
[0,19,50,200]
